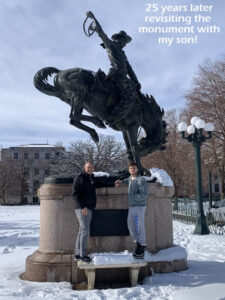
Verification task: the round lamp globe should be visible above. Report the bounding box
[195,119,205,129]
[205,122,214,132]
[178,122,188,132]
[191,116,200,125]
[187,125,195,134]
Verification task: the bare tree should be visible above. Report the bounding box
[14,159,31,204]
[142,109,197,198]
[47,135,128,175]
[0,158,17,204]
[44,143,67,176]
[0,153,31,204]
[185,57,225,199]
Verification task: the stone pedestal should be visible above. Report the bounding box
[21,177,186,284]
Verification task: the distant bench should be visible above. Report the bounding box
[78,260,147,290]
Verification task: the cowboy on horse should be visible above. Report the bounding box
[84,11,142,126]
[33,12,167,175]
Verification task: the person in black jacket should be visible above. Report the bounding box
[72,161,115,262]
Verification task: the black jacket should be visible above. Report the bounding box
[72,172,114,210]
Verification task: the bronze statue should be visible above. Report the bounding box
[34,11,167,175]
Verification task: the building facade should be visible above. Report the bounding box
[211,168,223,200]
[1,144,61,205]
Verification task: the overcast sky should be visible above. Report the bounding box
[0,0,224,148]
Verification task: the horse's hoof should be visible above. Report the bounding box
[90,131,99,143]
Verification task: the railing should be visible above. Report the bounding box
[172,207,225,235]
[207,212,225,235]
[172,207,197,224]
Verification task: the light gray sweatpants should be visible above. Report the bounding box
[127,206,146,246]
[75,208,92,257]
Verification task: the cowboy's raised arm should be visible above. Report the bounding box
[86,11,111,47]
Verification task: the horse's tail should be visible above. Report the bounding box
[33,67,69,103]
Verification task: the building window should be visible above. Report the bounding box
[34,152,39,159]
[33,181,40,192]
[34,168,39,175]
[13,153,18,159]
[45,169,50,176]
[33,197,39,203]
[55,152,60,157]
[23,197,28,204]
[24,168,29,177]
[45,153,50,159]
[24,185,29,193]
[24,153,29,159]
[215,183,219,193]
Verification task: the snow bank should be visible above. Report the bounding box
[145,245,187,262]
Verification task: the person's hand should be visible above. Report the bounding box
[86,11,95,19]
[115,180,122,188]
[82,207,88,216]
[115,180,122,184]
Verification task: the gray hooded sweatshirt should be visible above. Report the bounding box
[123,176,149,207]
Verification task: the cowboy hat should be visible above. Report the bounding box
[111,30,132,43]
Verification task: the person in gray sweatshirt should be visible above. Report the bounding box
[115,162,149,258]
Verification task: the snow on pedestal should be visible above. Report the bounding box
[147,168,173,187]
[91,246,187,265]
[94,168,174,187]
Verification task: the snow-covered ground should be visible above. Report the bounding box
[0,206,225,300]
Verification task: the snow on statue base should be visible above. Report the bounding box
[21,175,187,285]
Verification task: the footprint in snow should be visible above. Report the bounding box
[2,244,16,254]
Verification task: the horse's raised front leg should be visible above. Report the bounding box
[70,95,106,129]
[69,95,104,143]
[126,125,141,167]
[122,131,133,162]
[70,119,99,143]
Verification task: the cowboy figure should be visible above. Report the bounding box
[86,11,142,125]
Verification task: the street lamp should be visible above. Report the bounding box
[178,117,214,235]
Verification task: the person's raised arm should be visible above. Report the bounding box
[86,11,112,48]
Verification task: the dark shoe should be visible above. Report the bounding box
[133,242,141,256]
[80,256,92,263]
[133,245,145,259]
[133,253,144,259]
[74,255,81,261]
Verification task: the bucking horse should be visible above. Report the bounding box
[33,13,167,176]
